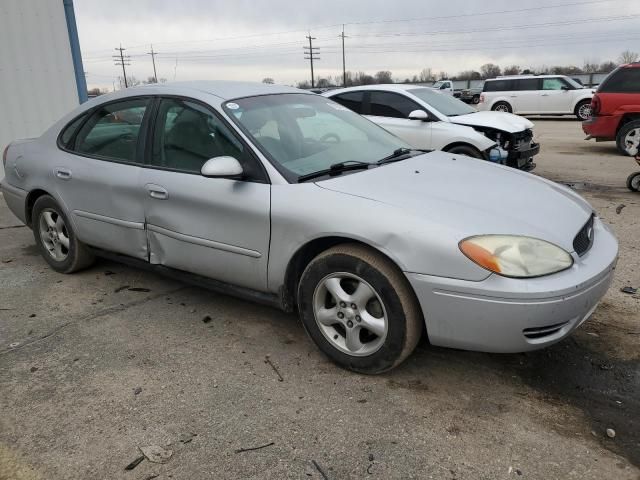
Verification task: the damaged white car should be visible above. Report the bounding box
[325,84,539,171]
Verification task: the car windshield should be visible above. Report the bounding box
[408,88,476,116]
[224,93,410,180]
[432,81,445,88]
[565,77,584,89]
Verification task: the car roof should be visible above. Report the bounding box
[488,75,567,81]
[326,84,435,95]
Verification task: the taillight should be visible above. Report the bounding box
[2,144,9,168]
[479,94,485,103]
[591,94,601,115]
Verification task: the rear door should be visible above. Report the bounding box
[55,97,151,259]
[512,78,540,113]
[141,97,271,291]
[539,77,573,113]
[365,91,433,149]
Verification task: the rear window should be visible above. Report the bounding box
[516,78,539,91]
[331,91,365,114]
[598,67,640,93]
[483,79,516,92]
[59,113,89,148]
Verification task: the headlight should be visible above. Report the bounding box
[459,235,573,278]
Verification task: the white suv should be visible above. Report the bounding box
[479,75,594,121]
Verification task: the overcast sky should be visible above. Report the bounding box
[75,0,640,90]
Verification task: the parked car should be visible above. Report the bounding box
[1,81,618,373]
[479,75,594,121]
[431,80,454,95]
[582,62,640,155]
[459,86,483,104]
[325,84,539,170]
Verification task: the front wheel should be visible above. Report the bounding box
[297,244,423,374]
[575,100,592,121]
[32,195,95,273]
[492,101,512,113]
[616,120,640,156]
[627,172,640,192]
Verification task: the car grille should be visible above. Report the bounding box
[573,214,595,256]
[510,129,533,151]
[523,321,569,340]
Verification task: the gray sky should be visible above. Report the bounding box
[76,0,640,89]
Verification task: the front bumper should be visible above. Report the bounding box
[405,217,618,353]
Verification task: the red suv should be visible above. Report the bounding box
[583,62,640,155]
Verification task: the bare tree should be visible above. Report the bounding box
[619,50,639,64]
[316,77,331,88]
[599,61,617,73]
[418,68,433,82]
[582,60,600,73]
[438,71,449,80]
[355,72,375,85]
[374,70,393,84]
[480,63,501,79]
[297,80,311,89]
[457,70,481,80]
[262,77,275,84]
[503,65,520,76]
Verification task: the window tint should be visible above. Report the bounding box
[542,78,567,90]
[599,67,640,93]
[483,79,515,92]
[151,98,259,178]
[369,91,420,118]
[331,91,365,113]
[516,78,539,91]
[74,98,149,162]
[60,113,88,147]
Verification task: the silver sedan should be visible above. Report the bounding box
[0,81,618,373]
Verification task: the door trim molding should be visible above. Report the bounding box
[147,223,262,258]
[73,210,145,230]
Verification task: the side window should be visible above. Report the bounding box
[73,98,149,162]
[331,91,365,114]
[369,91,420,119]
[151,98,261,179]
[484,80,514,92]
[599,68,640,93]
[542,78,566,90]
[59,113,89,148]
[516,79,539,91]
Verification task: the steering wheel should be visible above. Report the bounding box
[319,133,341,144]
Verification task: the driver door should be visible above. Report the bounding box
[141,97,271,291]
[364,91,433,149]
[539,77,573,113]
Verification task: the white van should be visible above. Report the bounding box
[479,75,594,120]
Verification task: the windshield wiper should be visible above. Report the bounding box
[376,147,424,165]
[298,160,371,182]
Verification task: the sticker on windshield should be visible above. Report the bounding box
[327,103,349,111]
[226,102,240,110]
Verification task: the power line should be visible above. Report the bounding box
[113,44,131,88]
[339,26,348,86]
[304,34,320,88]
[147,44,159,82]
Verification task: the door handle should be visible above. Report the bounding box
[54,168,72,180]
[541,93,550,96]
[510,95,517,98]
[145,184,169,200]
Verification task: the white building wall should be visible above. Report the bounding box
[0,0,80,177]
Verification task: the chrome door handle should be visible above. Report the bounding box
[54,168,72,180]
[510,95,517,98]
[541,94,550,96]
[146,184,169,200]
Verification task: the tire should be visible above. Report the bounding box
[445,145,483,159]
[297,243,422,374]
[491,101,512,113]
[627,172,640,192]
[32,195,95,273]
[616,120,640,156]
[472,94,480,105]
[575,100,592,121]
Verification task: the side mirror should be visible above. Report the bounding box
[201,156,243,178]
[561,85,571,91]
[408,110,429,121]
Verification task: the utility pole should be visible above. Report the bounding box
[113,44,131,88]
[339,25,348,87]
[147,44,158,83]
[303,33,320,88]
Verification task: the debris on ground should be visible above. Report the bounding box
[620,286,638,294]
[124,454,145,471]
[606,428,616,438]
[28,314,36,318]
[234,441,274,453]
[30,367,38,373]
[202,315,212,324]
[104,270,115,275]
[1,258,13,263]
[140,445,173,464]
[179,432,196,444]
[616,204,626,214]
[133,387,142,395]
[264,355,284,382]
[128,287,151,292]
[312,460,329,479]
[114,285,130,293]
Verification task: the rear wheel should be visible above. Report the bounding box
[616,120,640,156]
[575,100,592,121]
[445,145,483,159]
[627,172,640,192]
[297,244,422,374]
[471,94,480,105]
[492,101,512,113]
[32,195,95,273]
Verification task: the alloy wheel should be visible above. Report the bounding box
[578,103,592,120]
[38,208,70,261]
[312,272,388,356]
[624,128,640,154]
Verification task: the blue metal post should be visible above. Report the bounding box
[62,0,88,103]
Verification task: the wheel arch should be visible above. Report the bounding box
[442,142,486,158]
[25,188,52,227]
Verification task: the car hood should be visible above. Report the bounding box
[449,111,534,133]
[317,151,592,252]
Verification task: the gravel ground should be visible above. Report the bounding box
[0,119,638,480]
